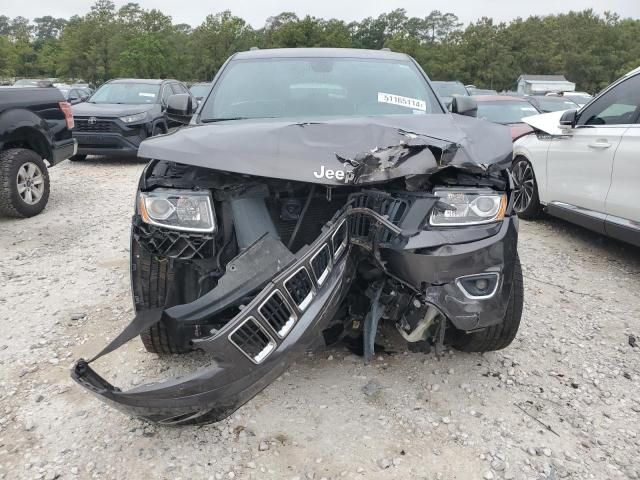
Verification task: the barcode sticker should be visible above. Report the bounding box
[378,92,426,111]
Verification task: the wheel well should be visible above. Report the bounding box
[1,127,51,161]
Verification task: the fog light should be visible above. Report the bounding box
[456,273,499,299]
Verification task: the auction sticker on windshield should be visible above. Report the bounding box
[378,92,426,111]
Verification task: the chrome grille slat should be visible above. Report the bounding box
[259,290,296,337]
[229,318,275,363]
[310,244,331,286]
[284,267,314,310]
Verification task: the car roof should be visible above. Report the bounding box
[233,47,411,61]
[625,66,640,77]
[108,78,177,85]
[473,95,528,102]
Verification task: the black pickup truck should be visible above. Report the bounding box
[0,87,76,217]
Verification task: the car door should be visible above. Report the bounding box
[603,76,640,244]
[544,76,639,226]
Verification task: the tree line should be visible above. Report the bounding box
[1,0,638,93]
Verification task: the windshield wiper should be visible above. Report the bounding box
[201,116,276,123]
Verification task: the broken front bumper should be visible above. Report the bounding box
[72,197,518,425]
[72,215,357,425]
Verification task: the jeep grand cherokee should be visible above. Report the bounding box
[73,48,523,425]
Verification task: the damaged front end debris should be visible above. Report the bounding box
[71,49,523,426]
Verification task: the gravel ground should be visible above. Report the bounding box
[1,157,639,480]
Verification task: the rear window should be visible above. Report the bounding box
[476,101,539,124]
[200,57,443,121]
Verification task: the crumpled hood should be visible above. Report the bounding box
[73,102,157,118]
[138,114,513,185]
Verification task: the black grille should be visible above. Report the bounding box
[230,318,274,362]
[259,291,296,337]
[349,192,409,244]
[332,221,347,257]
[285,268,314,308]
[133,220,214,260]
[75,118,119,133]
[311,245,330,283]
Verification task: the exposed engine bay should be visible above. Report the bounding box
[72,115,522,425]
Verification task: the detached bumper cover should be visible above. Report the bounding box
[72,214,356,425]
[72,201,517,425]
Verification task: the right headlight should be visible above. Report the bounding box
[138,188,215,233]
[429,188,507,226]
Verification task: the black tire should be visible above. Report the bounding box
[134,243,191,354]
[511,156,542,220]
[68,154,87,162]
[0,148,50,218]
[451,254,524,352]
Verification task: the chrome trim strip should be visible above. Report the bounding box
[227,317,277,364]
[605,214,640,231]
[455,272,500,300]
[258,289,298,338]
[548,201,607,221]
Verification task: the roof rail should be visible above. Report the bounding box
[249,46,259,51]
[380,47,391,52]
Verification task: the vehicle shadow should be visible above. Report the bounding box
[71,155,149,166]
[522,213,640,271]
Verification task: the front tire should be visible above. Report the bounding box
[512,157,541,219]
[133,242,191,355]
[0,148,50,218]
[68,154,87,162]
[451,254,524,352]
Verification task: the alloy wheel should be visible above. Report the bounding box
[16,162,45,205]
[512,160,535,213]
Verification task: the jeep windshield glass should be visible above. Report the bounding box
[88,83,160,104]
[200,57,443,121]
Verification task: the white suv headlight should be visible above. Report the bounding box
[429,188,507,226]
[138,189,215,233]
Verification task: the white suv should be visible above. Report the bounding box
[512,66,640,246]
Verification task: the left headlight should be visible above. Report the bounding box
[138,189,216,233]
[429,188,507,226]
[119,112,148,124]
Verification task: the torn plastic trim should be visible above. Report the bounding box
[71,204,413,425]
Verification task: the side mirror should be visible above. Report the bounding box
[450,96,478,117]
[559,109,578,128]
[68,96,80,105]
[167,94,194,123]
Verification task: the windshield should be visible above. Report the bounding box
[190,84,210,98]
[200,57,443,121]
[89,83,160,105]
[476,101,539,124]
[432,81,469,98]
[537,97,578,112]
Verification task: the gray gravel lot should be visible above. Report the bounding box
[1,157,639,480]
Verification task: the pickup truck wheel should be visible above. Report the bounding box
[133,242,191,355]
[451,254,524,352]
[0,148,50,218]
[68,154,87,162]
[512,157,541,219]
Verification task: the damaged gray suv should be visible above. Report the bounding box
[72,48,523,425]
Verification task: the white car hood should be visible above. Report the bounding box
[521,110,568,136]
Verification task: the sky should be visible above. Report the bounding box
[4,0,640,27]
